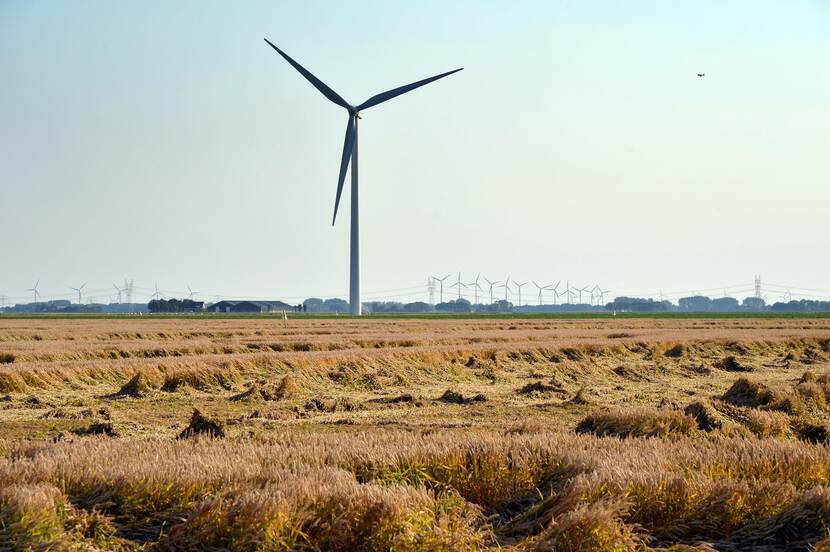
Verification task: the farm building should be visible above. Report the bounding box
[209,300,294,313]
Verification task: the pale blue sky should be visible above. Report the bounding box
[1,1,828,304]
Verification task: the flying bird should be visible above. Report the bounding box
[697,73,705,77]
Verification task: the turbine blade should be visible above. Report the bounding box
[332,115,356,225]
[264,39,351,110]
[356,68,463,111]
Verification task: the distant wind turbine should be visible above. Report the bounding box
[467,273,483,305]
[533,281,553,306]
[113,283,123,304]
[25,280,40,304]
[449,272,466,300]
[484,277,502,304]
[514,281,528,306]
[575,285,590,305]
[500,276,512,302]
[594,285,607,305]
[265,40,463,316]
[187,285,199,301]
[431,274,451,304]
[551,280,562,305]
[563,281,575,305]
[70,283,87,305]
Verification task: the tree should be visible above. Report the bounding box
[606,297,672,313]
[149,298,185,313]
[679,296,713,312]
[303,298,350,313]
[435,298,472,313]
[712,297,739,312]
[742,297,766,311]
[771,300,830,313]
[404,301,432,313]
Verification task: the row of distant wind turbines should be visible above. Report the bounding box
[20,280,199,305]
[430,274,608,307]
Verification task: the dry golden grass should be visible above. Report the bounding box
[1,317,830,550]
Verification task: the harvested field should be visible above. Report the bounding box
[2,316,830,550]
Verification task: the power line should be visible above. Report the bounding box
[765,283,830,294]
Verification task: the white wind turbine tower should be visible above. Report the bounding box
[484,277,502,304]
[514,281,528,306]
[533,281,553,305]
[449,272,467,300]
[266,40,463,316]
[70,283,87,305]
[466,273,483,305]
[25,280,40,304]
[431,274,451,304]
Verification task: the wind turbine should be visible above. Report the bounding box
[25,280,40,304]
[150,282,162,301]
[499,276,512,302]
[265,40,463,316]
[113,283,123,304]
[533,281,553,305]
[449,272,466,300]
[70,283,87,304]
[514,281,528,306]
[484,277,502,304]
[187,285,199,301]
[563,281,575,305]
[575,285,590,305]
[591,285,607,306]
[551,280,562,305]
[467,273,483,305]
[431,274,451,304]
